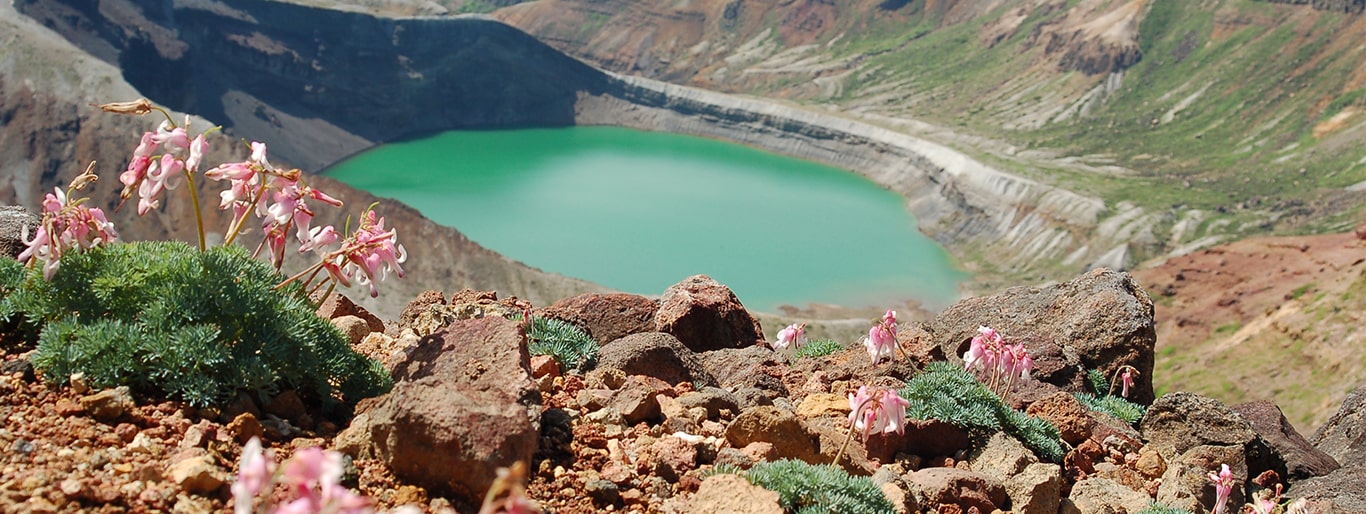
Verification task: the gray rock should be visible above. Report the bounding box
[724,406,820,464]
[701,346,788,397]
[0,206,39,259]
[654,275,763,352]
[1154,444,1246,514]
[1311,385,1366,465]
[970,431,1040,482]
[931,268,1157,404]
[677,387,742,419]
[1062,477,1151,514]
[595,332,716,387]
[1288,467,1366,513]
[905,467,1007,514]
[1006,463,1062,514]
[1232,400,1339,481]
[334,316,539,506]
[1140,392,1285,481]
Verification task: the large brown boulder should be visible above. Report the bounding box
[1140,392,1286,509]
[1311,385,1366,465]
[1232,400,1339,481]
[654,275,763,352]
[334,317,539,507]
[539,293,658,345]
[930,268,1157,405]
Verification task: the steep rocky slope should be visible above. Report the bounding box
[1134,232,1366,430]
[0,0,605,318]
[495,0,1366,276]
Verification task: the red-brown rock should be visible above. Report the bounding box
[654,275,763,352]
[1026,392,1096,446]
[539,293,658,345]
[906,467,1007,514]
[316,292,385,333]
[335,316,539,506]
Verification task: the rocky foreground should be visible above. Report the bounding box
[0,265,1363,513]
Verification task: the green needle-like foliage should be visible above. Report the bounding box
[1088,368,1109,395]
[793,339,844,359]
[1075,392,1147,425]
[900,361,1064,462]
[1,241,390,408]
[746,459,894,514]
[1136,504,1195,514]
[526,316,598,373]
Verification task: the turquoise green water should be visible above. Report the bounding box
[325,126,967,311]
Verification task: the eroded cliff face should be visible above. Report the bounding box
[0,1,606,318]
[8,0,1132,302]
[1257,0,1365,13]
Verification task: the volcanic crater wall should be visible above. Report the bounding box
[13,0,1119,285]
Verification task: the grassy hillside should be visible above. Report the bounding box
[497,0,1366,267]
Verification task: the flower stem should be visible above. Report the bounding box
[182,170,206,251]
[276,261,324,291]
[224,180,269,247]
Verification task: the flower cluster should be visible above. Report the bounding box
[18,168,119,279]
[232,437,370,514]
[774,323,808,359]
[1209,463,1234,514]
[830,385,911,467]
[23,99,410,299]
[863,310,899,365]
[1120,367,1135,398]
[847,386,910,442]
[962,326,1034,401]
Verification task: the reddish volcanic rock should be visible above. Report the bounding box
[654,275,763,352]
[540,293,658,345]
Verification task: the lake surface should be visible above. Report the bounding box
[325,126,967,312]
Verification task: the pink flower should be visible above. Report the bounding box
[186,134,208,173]
[19,187,119,280]
[1011,344,1033,382]
[1209,463,1234,514]
[1121,368,1134,398]
[847,386,910,441]
[325,210,406,298]
[774,323,807,357]
[232,437,275,514]
[964,326,1002,372]
[264,179,344,248]
[864,310,898,365]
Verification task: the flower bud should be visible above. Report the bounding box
[97,99,154,116]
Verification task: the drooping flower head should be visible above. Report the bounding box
[774,323,807,357]
[1121,367,1135,398]
[321,208,407,298]
[231,437,275,514]
[1209,463,1235,514]
[847,386,910,442]
[864,309,898,365]
[19,186,120,280]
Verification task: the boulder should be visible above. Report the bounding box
[866,419,972,463]
[595,332,715,387]
[701,346,789,397]
[394,290,446,335]
[1062,477,1151,514]
[1287,467,1366,513]
[1232,400,1338,481]
[687,474,784,514]
[725,406,821,464]
[334,316,539,506]
[606,375,674,425]
[1007,463,1063,514]
[0,205,39,259]
[677,387,742,420]
[905,467,1007,514]
[1311,385,1366,465]
[654,275,763,352]
[1154,444,1247,513]
[539,293,658,345]
[970,431,1040,482]
[1140,392,1285,481]
[316,293,385,334]
[931,268,1157,404]
[1026,392,1096,446]
[330,315,371,345]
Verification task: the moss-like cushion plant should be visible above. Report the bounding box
[0,241,390,408]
